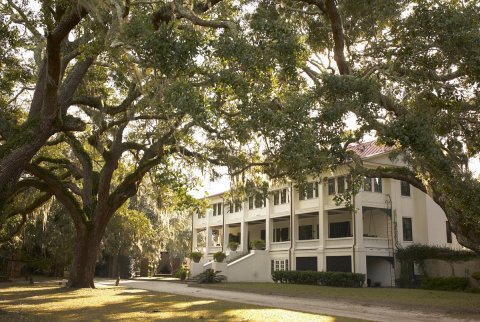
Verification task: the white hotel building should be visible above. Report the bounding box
[191,141,461,285]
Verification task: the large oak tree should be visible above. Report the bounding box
[11,0,302,287]
[255,0,480,253]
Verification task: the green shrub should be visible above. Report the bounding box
[420,277,468,291]
[396,244,477,262]
[189,251,202,263]
[195,269,226,283]
[213,251,226,262]
[271,270,365,287]
[173,267,189,280]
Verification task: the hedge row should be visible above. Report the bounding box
[396,244,477,263]
[420,277,469,291]
[272,270,365,287]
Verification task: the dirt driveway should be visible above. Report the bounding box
[96,279,476,322]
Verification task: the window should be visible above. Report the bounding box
[271,259,288,272]
[326,256,352,272]
[229,201,243,213]
[273,227,289,242]
[329,221,351,238]
[296,257,318,271]
[364,177,382,193]
[299,182,319,200]
[401,181,411,197]
[446,221,452,243]
[298,225,314,240]
[328,178,336,195]
[373,178,382,193]
[212,203,222,216]
[197,212,205,219]
[248,193,266,209]
[402,217,413,241]
[273,188,289,205]
[254,194,265,208]
[364,177,372,192]
[337,176,346,193]
[281,188,288,204]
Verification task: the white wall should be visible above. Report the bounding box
[426,196,462,249]
[226,250,272,282]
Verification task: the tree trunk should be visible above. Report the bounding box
[68,228,101,288]
[0,120,54,207]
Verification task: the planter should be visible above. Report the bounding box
[213,251,226,263]
[189,252,203,263]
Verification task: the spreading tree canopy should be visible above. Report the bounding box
[254,0,480,253]
[1,0,306,287]
[1,0,479,289]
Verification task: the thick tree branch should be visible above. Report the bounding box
[325,0,350,75]
[6,0,42,40]
[295,0,327,15]
[27,164,86,230]
[58,56,96,107]
[353,165,427,194]
[173,0,236,31]
[65,133,94,209]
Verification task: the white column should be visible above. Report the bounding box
[318,181,325,249]
[354,194,367,277]
[192,229,198,250]
[355,194,365,247]
[223,224,229,251]
[240,221,248,252]
[206,227,212,255]
[266,218,271,250]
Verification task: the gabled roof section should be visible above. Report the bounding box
[348,141,393,159]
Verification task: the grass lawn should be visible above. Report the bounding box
[0,282,365,322]
[192,283,480,319]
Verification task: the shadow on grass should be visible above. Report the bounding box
[0,284,345,322]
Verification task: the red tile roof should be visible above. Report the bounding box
[348,141,393,159]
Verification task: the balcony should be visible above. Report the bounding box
[297,198,319,212]
[194,217,206,228]
[295,239,319,250]
[246,207,267,221]
[271,203,290,217]
[364,237,390,249]
[226,211,243,224]
[270,241,290,251]
[325,237,353,249]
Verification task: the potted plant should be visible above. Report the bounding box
[174,267,189,281]
[228,241,239,251]
[189,251,203,263]
[251,239,266,250]
[213,251,227,263]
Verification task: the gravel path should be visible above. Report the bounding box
[96,279,477,322]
